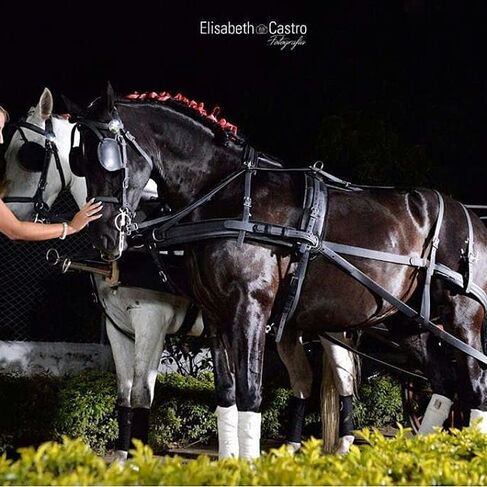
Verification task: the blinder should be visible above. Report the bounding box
[98,138,123,172]
[69,145,85,178]
[18,142,46,172]
[69,118,124,177]
[16,118,55,173]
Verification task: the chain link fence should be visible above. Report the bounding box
[0,192,102,342]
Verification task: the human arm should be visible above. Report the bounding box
[0,198,103,241]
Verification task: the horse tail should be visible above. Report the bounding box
[321,350,339,452]
[321,333,360,452]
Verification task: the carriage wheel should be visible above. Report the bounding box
[402,378,465,434]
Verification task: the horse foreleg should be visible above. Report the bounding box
[129,304,168,446]
[320,334,355,454]
[209,322,238,459]
[277,328,312,452]
[233,311,267,459]
[106,321,135,462]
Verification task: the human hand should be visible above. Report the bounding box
[69,198,103,233]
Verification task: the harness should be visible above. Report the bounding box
[73,112,487,367]
[3,118,67,222]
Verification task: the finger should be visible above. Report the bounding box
[89,214,103,221]
[87,205,103,214]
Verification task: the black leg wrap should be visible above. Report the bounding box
[339,395,354,437]
[131,407,150,445]
[116,406,133,452]
[286,396,307,444]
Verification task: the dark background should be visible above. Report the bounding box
[1,0,487,201]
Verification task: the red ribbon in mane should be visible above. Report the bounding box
[125,91,238,135]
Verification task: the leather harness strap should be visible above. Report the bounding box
[461,203,475,294]
[274,175,328,342]
[320,332,428,382]
[318,243,487,366]
[420,190,445,323]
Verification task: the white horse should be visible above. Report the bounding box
[3,88,86,220]
[3,88,363,459]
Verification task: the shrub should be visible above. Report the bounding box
[3,428,487,485]
[53,370,118,453]
[0,370,404,455]
[354,374,404,429]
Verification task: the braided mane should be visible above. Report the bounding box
[124,91,243,144]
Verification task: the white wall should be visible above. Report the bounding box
[0,341,114,376]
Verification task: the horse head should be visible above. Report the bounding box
[69,83,242,261]
[3,88,87,220]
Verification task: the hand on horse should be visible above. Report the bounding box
[68,198,103,233]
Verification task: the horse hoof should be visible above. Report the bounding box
[286,441,302,454]
[334,435,354,454]
[112,450,128,464]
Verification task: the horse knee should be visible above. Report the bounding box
[131,381,153,409]
[118,379,133,408]
[236,384,262,412]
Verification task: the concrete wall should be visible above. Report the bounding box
[0,341,114,376]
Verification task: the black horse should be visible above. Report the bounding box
[65,85,487,457]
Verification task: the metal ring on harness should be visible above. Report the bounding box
[114,208,132,233]
[312,160,324,171]
[45,248,61,266]
[61,258,72,274]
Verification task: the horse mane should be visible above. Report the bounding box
[123,91,245,145]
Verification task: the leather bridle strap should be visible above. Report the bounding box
[131,169,247,233]
[3,117,66,219]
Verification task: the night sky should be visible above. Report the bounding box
[2,1,487,201]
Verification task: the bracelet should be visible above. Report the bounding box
[59,222,68,240]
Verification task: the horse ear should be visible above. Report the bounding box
[61,95,83,117]
[106,81,115,112]
[35,88,53,120]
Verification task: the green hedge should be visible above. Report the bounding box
[2,428,487,485]
[0,370,403,456]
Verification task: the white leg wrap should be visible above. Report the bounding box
[286,441,301,454]
[418,393,453,435]
[111,450,128,464]
[238,411,261,459]
[470,409,487,433]
[215,405,239,458]
[335,435,355,454]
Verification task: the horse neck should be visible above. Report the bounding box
[161,143,242,209]
[120,103,242,210]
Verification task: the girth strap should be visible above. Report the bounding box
[275,175,328,342]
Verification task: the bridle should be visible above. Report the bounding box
[70,107,153,255]
[3,117,66,222]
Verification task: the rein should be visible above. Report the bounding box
[3,117,67,222]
